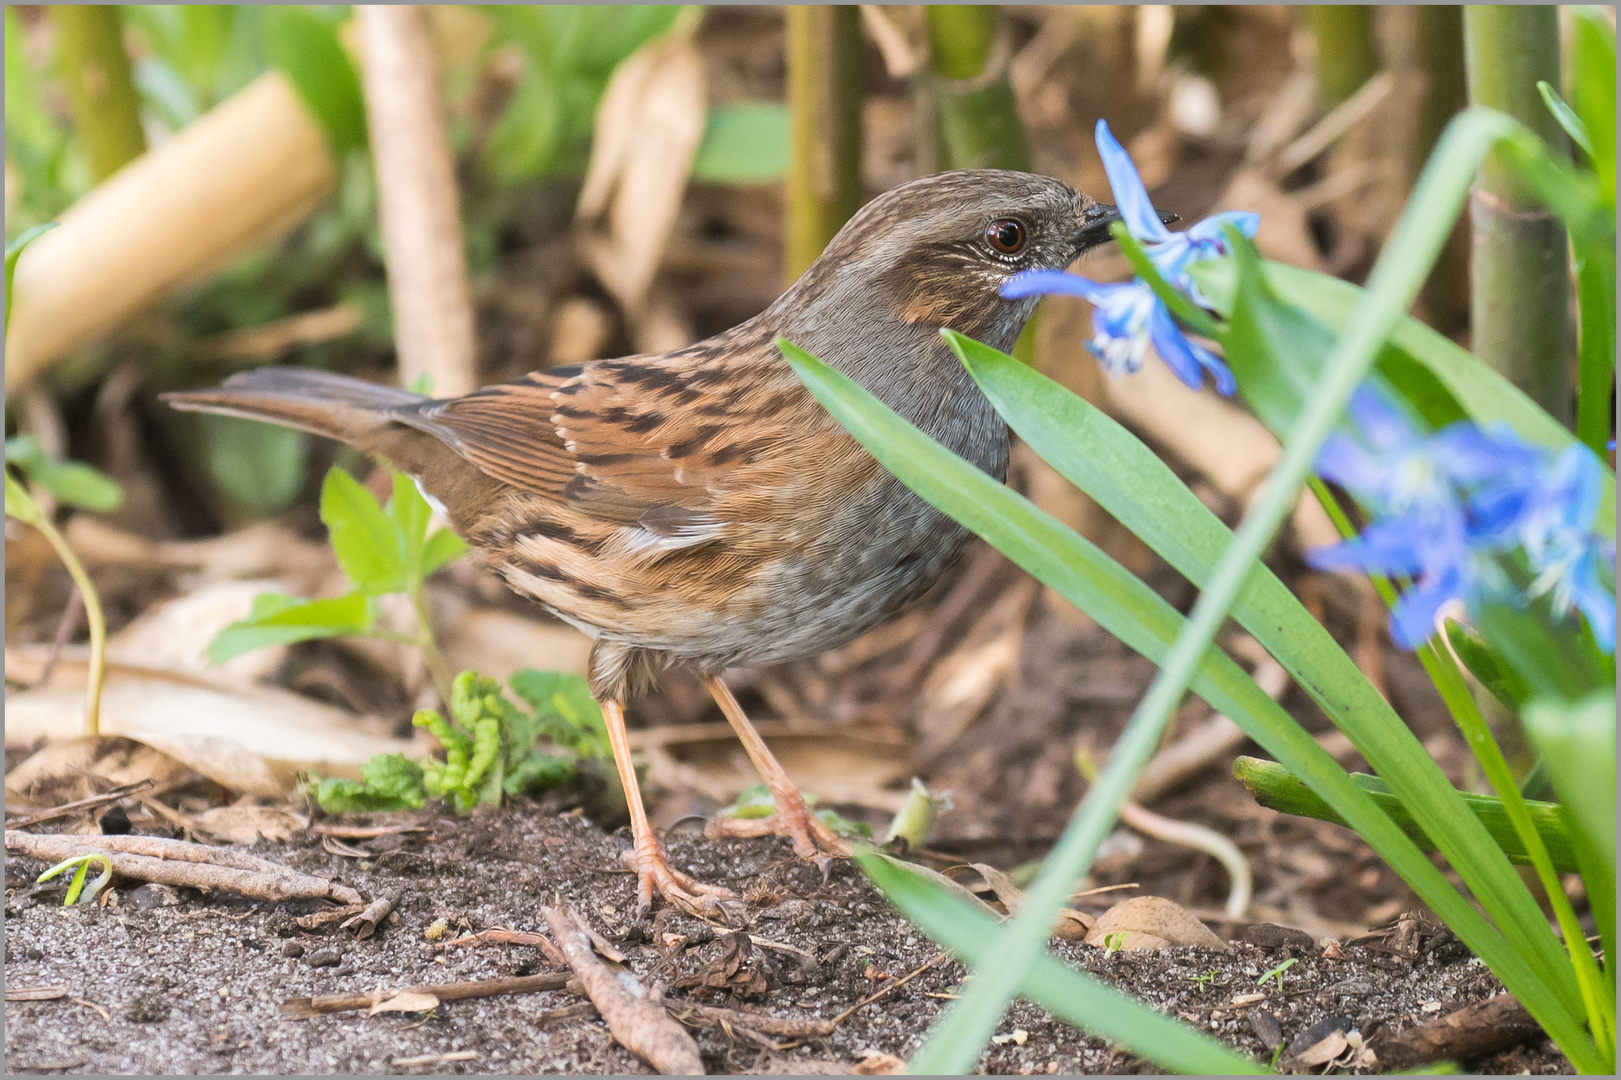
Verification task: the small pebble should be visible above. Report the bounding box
[306,948,341,968]
[281,941,305,959]
[129,884,181,910]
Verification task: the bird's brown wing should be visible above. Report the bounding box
[394,362,739,543]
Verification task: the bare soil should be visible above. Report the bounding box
[4,807,1570,1075]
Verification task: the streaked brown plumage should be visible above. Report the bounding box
[165,169,1122,916]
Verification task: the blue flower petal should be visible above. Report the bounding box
[1001,268,1113,303]
[1315,433,1388,497]
[1146,304,1205,390]
[1095,119,1171,243]
[1388,572,1464,650]
[1185,211,1260,247]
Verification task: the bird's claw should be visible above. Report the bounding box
[624,841,737,921]
[705,794,853,864]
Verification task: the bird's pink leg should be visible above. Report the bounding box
[599,697,736,917]
[701,676,852,868]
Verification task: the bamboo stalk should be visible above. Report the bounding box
[1415,6,1471,334]
[784,5,864,282]
[1234,756,1579,872]
[1309,5,1379,107]
[5,73,337,389]
[46,6,146,182]
[356,5,478,397]
[1463,5,1572,425]
[922,5,1030,173]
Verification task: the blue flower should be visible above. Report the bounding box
[1308,387,1616,652]
[1001,119,1255,396]
[1518,446,1617,652]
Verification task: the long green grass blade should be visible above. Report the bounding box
[944,329,1583,1020]
[902,106,1602,1074]
[1234,756,1579,870]
[858,853,1267,1075]
[781,339,1593,1069]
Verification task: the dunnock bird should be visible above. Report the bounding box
[165,169,1125,916]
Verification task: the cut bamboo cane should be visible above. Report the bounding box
[4,73,336,390]
[355,5,477,397]
[1463,5,1572,425]
[784,5,865,282]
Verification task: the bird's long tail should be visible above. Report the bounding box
[161,367,426,447]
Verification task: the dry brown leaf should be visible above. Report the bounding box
[1293,1028,1350,1066]
[5,648,412,797]
[108,579,287,683]
[851,1049,908,1075]
[440,606,591,683]
[4,737,192,806]
[963,864,1092,939]
[647,727,911,814]
[367,990,440,1017]
[189,802,308,845]
[576,10,706,317]
[64,516,332,585]
[1084,895,1227,951]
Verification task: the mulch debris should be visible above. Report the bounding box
[4,805,1571,1075]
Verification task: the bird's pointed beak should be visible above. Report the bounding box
[1074,203,1181,252]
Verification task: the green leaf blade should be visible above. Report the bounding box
[782,334,1594,1069]
[263,6,367,158]
[207,592,374,665]
[858,853,1267,1075]
[320,467,406,595]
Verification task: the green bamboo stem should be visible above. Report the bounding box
[1234,757,1580,871]
[922,5,1029,173]
[47,5,146,181]
[1463,5,1572,426]
[784,5,864,282]
[1309,5,1379,107]
[925,5,997,81]
[1416,6,1471,334]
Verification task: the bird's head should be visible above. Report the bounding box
[782,170,1138,352]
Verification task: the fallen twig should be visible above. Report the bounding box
[5,985,68,1002]
[393,1050,477,1068]
[4,779,155,829]
[340,894,397,941]
[442,927,567,968]
[830,952,950,1026]
[542,904,703,1075]
[309,822,425,839]
[1373,992,1542,1070]
[5,831,361,905]
[280,972,572,1020]
[667,1000,836,1039]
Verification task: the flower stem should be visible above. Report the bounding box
[27,512,107,738]
[1427,637,1615,1063]
[784,5,864,282]
[410,585,454,706]
[1312,476,1615,1064]
[1463,5,1573,426]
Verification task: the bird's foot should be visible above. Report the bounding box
[625,837,737,921]
[706,790,853,873]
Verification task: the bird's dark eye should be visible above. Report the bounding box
[986,218,1027,255]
